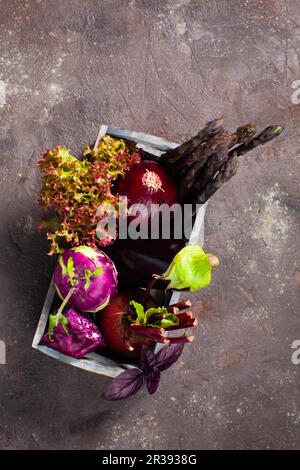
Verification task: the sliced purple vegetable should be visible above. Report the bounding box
[40,308,105,358]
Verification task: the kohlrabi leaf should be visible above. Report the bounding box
[65,256,76,287]
[83,267,103,291]
[102,368,144,401]
[93,266,104,276]
[155,244,219,292]
[48,314,57,340]
[84,269,92,291]
[48,313,69,340]
[67,257,75,278]
[60,314,69,335]
[59,256,68,276]
[84,276,91,292]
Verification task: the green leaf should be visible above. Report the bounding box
[93,266,103,277]
[59,314,69,335]
[84,269,92,291]
[129,302,180,329]
[48,313,69,340]
[129,301,145,325]
[84,276,91,291]
[161,318,178,329]
[83,266,103,291]
[48,314,57,340]
[59,256,68,276]
[83,145,92,156]
[145,307,168,324]
[156,245,219,293]
[154,311,179,328]
[67,257,75,279]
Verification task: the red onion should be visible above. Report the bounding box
[115,160,178,220]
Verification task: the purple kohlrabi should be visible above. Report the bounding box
[54,245,118,313]
[40,308,105,358]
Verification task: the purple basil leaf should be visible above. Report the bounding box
[156,344,185,371]
[102,368,144,401]
[140,345,159,372]
[145,367,161,395]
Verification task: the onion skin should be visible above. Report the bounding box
[115,160,179,219]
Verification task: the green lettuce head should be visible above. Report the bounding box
[154,244,219,292]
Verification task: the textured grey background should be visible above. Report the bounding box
[0,0,300,450]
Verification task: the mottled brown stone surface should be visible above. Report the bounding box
[0,0,299,449]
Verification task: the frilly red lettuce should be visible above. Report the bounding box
[39,137,140,255]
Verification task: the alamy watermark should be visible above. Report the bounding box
[0,80,6,106]
[291,80,300,104]
[0,340,6,365]
[291,340,300,365]
[96,196,200,242]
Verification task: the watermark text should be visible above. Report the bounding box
[0,340,6,365]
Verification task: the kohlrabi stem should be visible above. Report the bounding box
[55,287,76,325]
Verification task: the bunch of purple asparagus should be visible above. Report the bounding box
[160,117,283,206]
